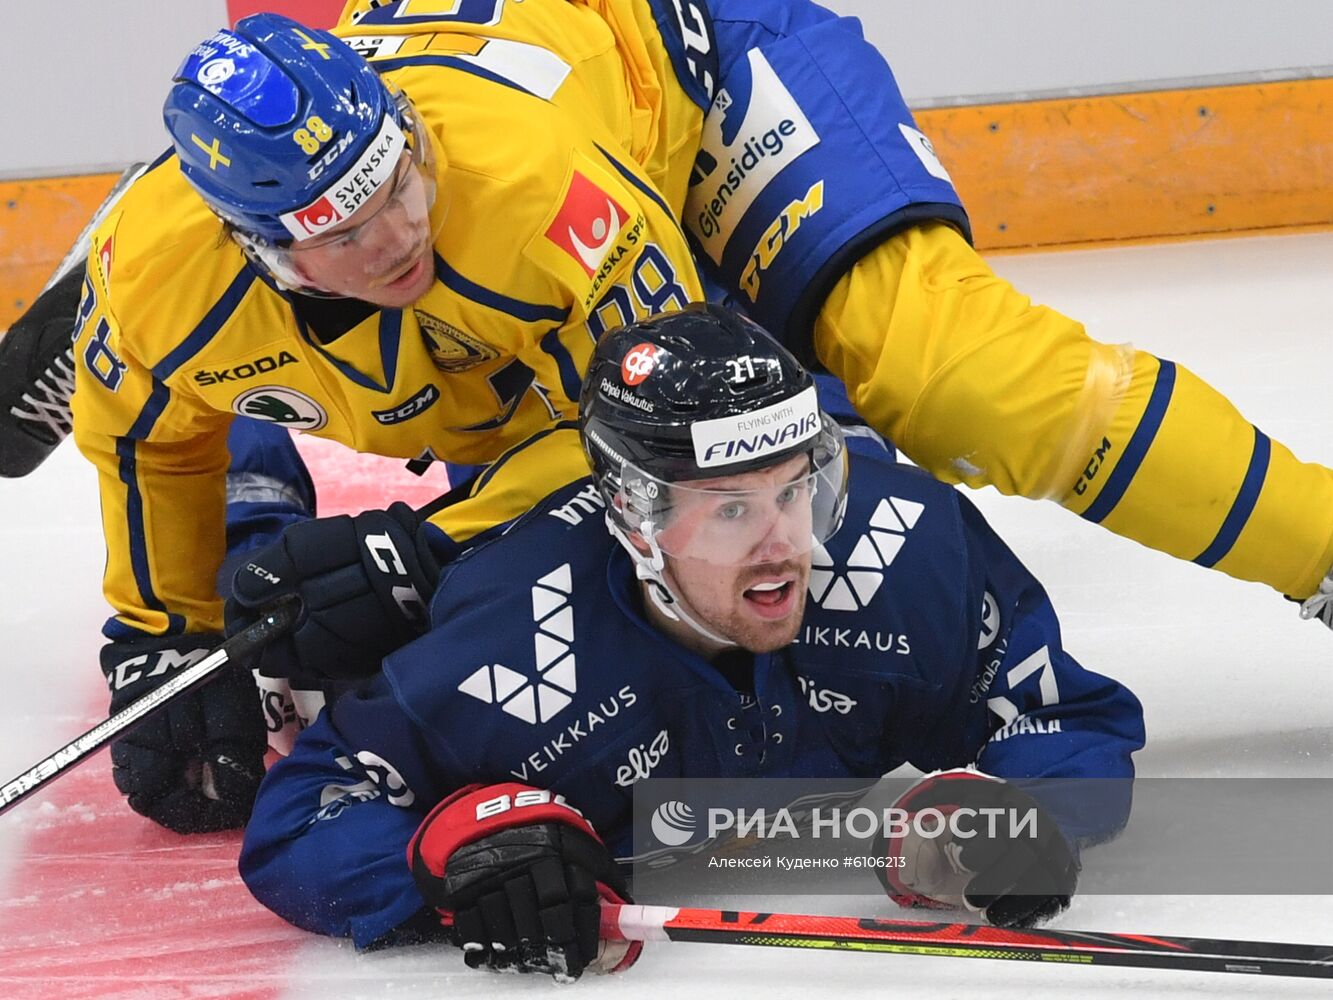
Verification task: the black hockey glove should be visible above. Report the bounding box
[876,769,1079,929]
[224,502,439,682]
[102,633,266,834]
[408,783,641,983]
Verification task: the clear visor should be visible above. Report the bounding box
[618,423,848,567]
[238,93,443,296]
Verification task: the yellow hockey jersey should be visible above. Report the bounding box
[76,0,1333,650]
[72,0,707,638]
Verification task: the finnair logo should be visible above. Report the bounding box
[457,564,578,725]
[691,386,819,468]
[809,496,924,611]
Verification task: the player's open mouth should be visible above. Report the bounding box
[381,256,428,291]
[743,578,798,619]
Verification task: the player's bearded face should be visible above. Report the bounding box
[658,455,814,652]
[288,153,436,307]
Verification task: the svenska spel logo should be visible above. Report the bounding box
[96,235,115,284]
[545,171,628,277]
[290,196,343,236]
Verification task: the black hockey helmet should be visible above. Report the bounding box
[579,304,847,565]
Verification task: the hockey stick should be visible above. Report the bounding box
[41,161,149,294]
[601,904,1333,980]
[0,597,298,816]
[2,162,150,478]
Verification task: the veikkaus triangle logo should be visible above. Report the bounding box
[457,564,578,725]
[808,496,924,611]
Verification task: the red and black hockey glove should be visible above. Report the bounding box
[874,769,1079,928]
[408,783,641,983]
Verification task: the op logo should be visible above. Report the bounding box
[978,591,1001,649]
[232,386,328,430]
[545,171,628,277]
[621,343,660,386]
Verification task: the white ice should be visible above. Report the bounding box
[1,231,1330,998]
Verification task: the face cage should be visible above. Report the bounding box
[613,417,849,568]
[230,91,441,297]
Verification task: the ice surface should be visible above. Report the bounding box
[1,232,1330,997]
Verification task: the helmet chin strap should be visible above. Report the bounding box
[606,516,737,649]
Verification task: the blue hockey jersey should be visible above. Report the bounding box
[239,431,1144,947]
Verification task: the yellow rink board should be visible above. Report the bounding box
[936,77,1333,250]
[2,77,1331,329]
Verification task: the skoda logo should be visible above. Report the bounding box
[232,386,328,431]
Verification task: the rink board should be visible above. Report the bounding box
[2,76,1331,329]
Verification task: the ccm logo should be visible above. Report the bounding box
[363,532,427,624]
[668,0,716,101]
[244,563,281,585]
[108,646,211,691]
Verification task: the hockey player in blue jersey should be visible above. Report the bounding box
[237,305,1144,982]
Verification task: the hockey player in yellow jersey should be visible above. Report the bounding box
[65,1,1333,833]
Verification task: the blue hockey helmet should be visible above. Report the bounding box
[164,13,432,250]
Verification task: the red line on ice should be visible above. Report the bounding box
[0,441,450,997]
